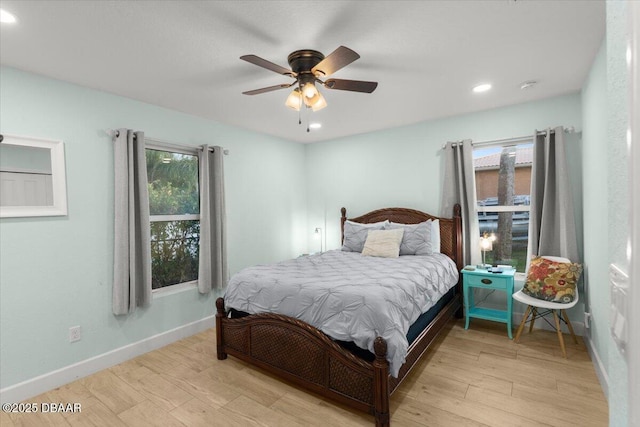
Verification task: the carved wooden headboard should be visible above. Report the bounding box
[340,205,463,270]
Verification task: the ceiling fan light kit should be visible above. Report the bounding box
[285,88,303,110]
[241,46,378,130]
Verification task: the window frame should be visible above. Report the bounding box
[145,142,200,294]
[473,141,532,275]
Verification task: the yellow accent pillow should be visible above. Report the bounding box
[361,229,404,258]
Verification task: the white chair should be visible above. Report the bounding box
[512,256,579,358]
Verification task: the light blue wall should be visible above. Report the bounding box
[305,94,582,251]
[0,67,307,389]
[605,1,630,425]
[581,3,635,424]
[581,41,611,390]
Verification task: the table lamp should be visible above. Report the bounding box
[479,232,496,268]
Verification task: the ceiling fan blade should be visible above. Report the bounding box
[312,46,360,77]
[240,54,294,76]
[242,83,294,95]
[324,78,378,93]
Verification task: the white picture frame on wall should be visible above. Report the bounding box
[0,134,68,218]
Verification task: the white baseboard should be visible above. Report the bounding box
[0,315,215,404]
[583,334,610,400]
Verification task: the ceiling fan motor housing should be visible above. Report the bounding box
[287,50,325,75]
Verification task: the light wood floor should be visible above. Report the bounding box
[2,319,608,427]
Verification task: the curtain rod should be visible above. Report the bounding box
[106,129,229,155]
[442,126,577,150]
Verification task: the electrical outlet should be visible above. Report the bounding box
[584,312,591,329]
[69,326,81,343]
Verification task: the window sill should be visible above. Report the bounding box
[152,280,198,298]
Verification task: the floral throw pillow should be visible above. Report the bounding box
[522,256,583,303]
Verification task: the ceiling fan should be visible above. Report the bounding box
[240,46,378,113]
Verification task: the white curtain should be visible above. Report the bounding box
[112,129,152,315]
[527,127,579,265]
[441,140,480,266]
[198,145,228,293]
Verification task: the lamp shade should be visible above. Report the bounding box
[310,92,327,111]
[302,82,318,99]
[479,232,496,251]
[480,238,493,251]
[285,88,302,111]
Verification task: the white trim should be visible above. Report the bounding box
[473,135,534,148]
[477,205,531,213]
[146,141,198,156]
[628,2,640,423]
[0,316,215,404]
[0,167,51,175]
[150,214,200,222]
[152,280,198,296]
[445,135,534,150]
[584,334,610,400]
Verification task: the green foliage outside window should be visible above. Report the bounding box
[146,149,200,289]
[151,220,199,289]
[146,149,199,215]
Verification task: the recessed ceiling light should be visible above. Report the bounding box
[520,80,537,90]
[0,9,17,24]
[472,83,492,93]
[309,123,322,130]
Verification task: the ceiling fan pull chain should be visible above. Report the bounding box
[298,85,302,125]
[306,105,310,132]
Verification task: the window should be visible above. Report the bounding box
[146,147,199,290]
[474,142,532,272]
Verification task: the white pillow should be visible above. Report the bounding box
[431,219,441,253]
[342,220,389,253]
[362,229,404,258]
[386,220,433,255]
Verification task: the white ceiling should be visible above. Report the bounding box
[0,1,605,143]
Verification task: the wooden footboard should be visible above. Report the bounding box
[216,293,461,426]
[216,298,391,424]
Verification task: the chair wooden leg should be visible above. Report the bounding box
[515,305,532,343]
[561,310,578,344]
[529,308,537,333]
[553,310,567,358]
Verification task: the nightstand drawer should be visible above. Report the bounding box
[464,274,510,289]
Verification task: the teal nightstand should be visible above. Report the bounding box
[462,266,515,339]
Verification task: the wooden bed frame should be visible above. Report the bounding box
[215,205,463,426]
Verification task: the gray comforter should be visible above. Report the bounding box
[224,250,459,377]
